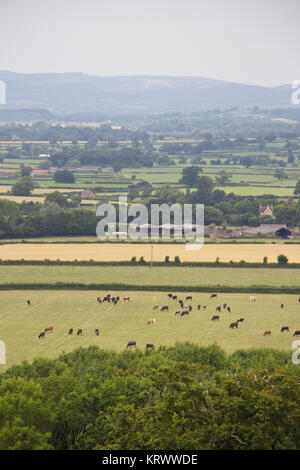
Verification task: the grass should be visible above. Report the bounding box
[0,265,300,289]
[0,289,299,369]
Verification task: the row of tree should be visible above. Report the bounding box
[0,343,299,450]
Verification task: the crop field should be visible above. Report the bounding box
[0,242,299,262]
[0,265,300,289]
[0,289,299,369]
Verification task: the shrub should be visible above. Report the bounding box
[277,254,288,265]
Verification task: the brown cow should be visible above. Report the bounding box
[153,304,159,310]
[123,296,130,301]
[44,326,53,333]
[263,330,271,336]
[147,318,156,325]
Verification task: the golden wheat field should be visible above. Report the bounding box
[0,242,299,262]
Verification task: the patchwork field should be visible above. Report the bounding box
[0,290,299,369]
[0,242,299,262]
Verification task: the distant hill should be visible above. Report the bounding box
[0,71,296,115]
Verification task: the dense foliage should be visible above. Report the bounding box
[1,343,299,450]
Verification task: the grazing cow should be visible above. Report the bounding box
[172,295,177,300]
[281,304,284,309]
[175,310,181,315]
[280,326,289,333]
[236,318,244,323]
[77,329,83,336]
[227,307,231,313]
[97,297,102,303]
[211,315,220,321]
[38,332,45,339]
[44,326,53,333]
[95,329,100,336]
[229,322,239,329]
[188,305,192,312]
[181,310,189,317]
[68,328,73,335]
[103,296,111,302]
[147,318,156,325]
[168,293,173,298]
[202,305,207,310]
[153,304,159,310]
[249,296,256,302]
[210,294,217,299]
[127,341,136,348]
[197,305,201,310]
[216,305,221,312]
[293,330,300,336]
[123,296,130,301]
[263,330,271,336]
[146,343,155,349]
[27,300,31,305]
[186,296,192,301]
[223,303,227,309]
[161,305,169,311]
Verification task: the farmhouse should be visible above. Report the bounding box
[259,204,275,218]
[80,189,96,199]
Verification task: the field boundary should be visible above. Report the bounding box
[0,282,299,294]
[0,259,299,268]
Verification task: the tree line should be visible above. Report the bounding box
[0,343,299,450]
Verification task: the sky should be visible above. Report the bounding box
[1,0,300,87]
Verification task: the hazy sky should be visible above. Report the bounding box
[1,0,300,87]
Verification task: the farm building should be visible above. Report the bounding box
[241,224,290,238]
[259,204,275,218]
[30,169,50,177]
[80,189,96,199]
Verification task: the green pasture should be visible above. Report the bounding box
[0,265,300,289]
[0,289,299,369]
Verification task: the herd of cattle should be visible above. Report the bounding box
[35,292,300,348]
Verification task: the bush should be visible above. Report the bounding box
[277,254,288,265]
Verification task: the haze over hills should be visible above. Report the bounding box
[0,71,296,116]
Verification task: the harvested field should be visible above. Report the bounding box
[0,242,299,263]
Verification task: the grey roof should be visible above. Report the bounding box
[242,224,287,235]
